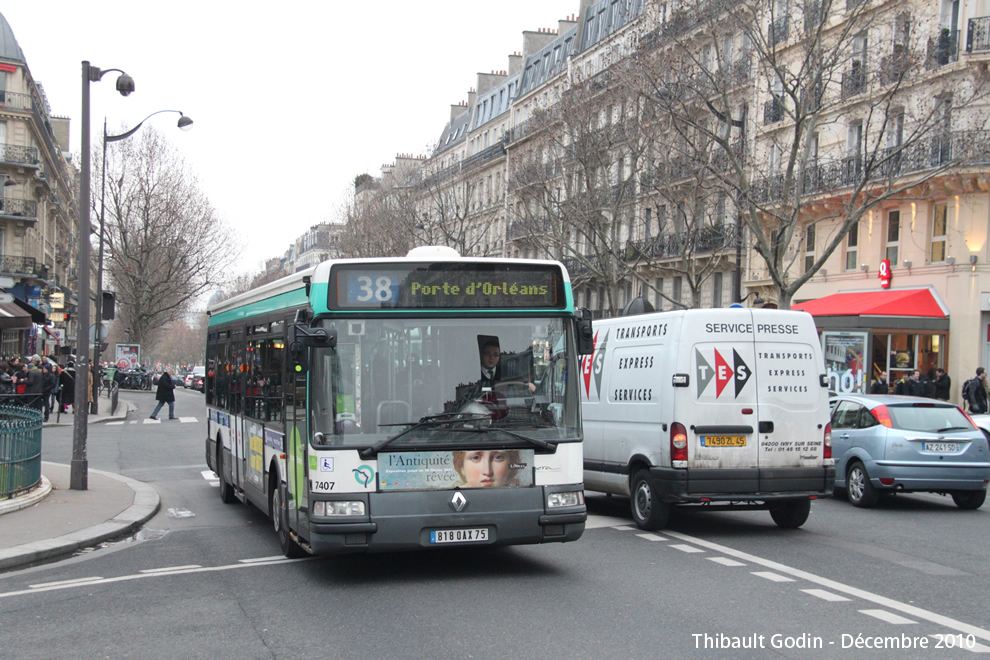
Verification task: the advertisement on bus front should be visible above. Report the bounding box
[115,343,141,370]
[377,449,534,491]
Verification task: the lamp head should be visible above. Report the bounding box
[115,73,135,96]
[177,115,194,131]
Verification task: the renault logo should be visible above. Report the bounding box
[450,491,468,512]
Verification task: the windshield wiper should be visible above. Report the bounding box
[937,426,972,433]
[359,412,490,458]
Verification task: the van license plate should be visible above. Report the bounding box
[923,442,960,453]
[701,436,746,447]
[430,528,490,544]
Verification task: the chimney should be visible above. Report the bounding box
[508,51,523,75]
[559,15,578,35]
[467,87,477,109]
[450,102,468,121]
[522,29,558,59]
[477,71,507,96]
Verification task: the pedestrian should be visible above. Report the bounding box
[24,361,43,411]
[870,372,889,394]
[964,367,988,414]
[905,370,925,397]
[41,363,58,421]
[933,367,951,401]
[149,369,177,420]
[57,361,76,413]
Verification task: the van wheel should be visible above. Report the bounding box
[846,462,878,508]
[270,476,306,558]
[951,490,987,510]
[217,444,235,504]
[769,499,811,528]
[630,470,670,531]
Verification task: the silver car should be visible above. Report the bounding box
[829,394,990,509]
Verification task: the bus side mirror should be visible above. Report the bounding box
[576,308,594,355]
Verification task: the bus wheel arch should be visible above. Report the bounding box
[269,466,306,558]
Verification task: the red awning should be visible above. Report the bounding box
[792,288,948,318]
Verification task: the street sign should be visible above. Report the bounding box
[88,322,108,343]
[50,312,65,322]
[51,292,65,309]
[0,292,13,304]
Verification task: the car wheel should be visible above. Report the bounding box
[270,473,306,558]
[846,461,879,508]
[630,469,671,531]
[217,442,236,504]
[769,499,811,528]
[951,490,987,510]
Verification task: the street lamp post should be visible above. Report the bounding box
[71,61,135,492]
[92,110,193,413]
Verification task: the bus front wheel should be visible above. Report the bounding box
[270,475,306,559]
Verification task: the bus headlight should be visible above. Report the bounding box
[547,490,584,508]
[313,501,366,516]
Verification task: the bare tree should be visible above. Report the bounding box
[636,0,989,307]
[99,128,237,346]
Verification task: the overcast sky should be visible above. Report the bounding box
[3,1,577,274]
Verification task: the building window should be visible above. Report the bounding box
[845,223,859,271]
[885,210,900,264]
[931,203,947,263]
[654,277,663,311]
[712,272,723,307]
[804,223,815,273]
[673,276,683,305]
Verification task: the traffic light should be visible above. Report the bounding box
[102,291,115,320]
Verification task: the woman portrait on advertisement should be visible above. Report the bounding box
[453,449,524,488]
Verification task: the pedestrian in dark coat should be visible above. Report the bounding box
[57,362,76,412]
[25,363,43,411]
[42,363,58,421]
[150,370,176,420]
[933,368,951,401]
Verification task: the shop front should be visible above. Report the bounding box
[792,287,949,395]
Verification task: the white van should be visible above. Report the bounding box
[581,307,835,530]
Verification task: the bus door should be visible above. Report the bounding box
[230,331,246,489]
[286,344,309,533]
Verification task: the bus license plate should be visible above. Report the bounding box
[701,436,746,447]
[923,442,960,453]
[430,528,490,544]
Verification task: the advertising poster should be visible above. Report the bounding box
[822,331,867,394]
[378,449,534,491]
[115,343,140,369]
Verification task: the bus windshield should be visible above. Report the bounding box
[309,316,580,448]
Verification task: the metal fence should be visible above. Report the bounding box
[0,405,43,499]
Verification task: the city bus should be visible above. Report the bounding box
[204,246,593,557]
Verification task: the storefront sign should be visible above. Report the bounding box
[878,259,891,288]
[823,331,867,394]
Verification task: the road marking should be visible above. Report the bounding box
[708,557,745,567]
[238,556,286,564]
[179,417,198,423]
[139,565,201,574]
[662,530,990,642]
[802,588,851,602]
[130,421,137,424]
[752,571,795,583]
[635,533,666,541]
[201,470,219,487]
[0,557,313,599]
[106,422,124,426]
[143,419,160,424]
[861,609,917,625]
[669,543,704,553]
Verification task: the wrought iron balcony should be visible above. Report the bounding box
[763,97,785,124]
[0,198,38,219]
[769,16,789,46]
[841,66,867,99]
[927,29,960,67]
[0,255,39,277]
[967,16,990,53]
[0,144,40,166]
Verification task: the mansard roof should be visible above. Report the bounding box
[0,13,26,63]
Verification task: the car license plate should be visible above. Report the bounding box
[701,435,746,447]
[923,442,960,453]
[430,528,489,544]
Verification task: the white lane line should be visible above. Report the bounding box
[106,421,124,426]
[129,421,137,424]
[752,571,795,583]
[143,419,160,424]
[1,557,313,599]
[928,635,990,653]
[669,543,704,553]
[30,576,104,589]
[179,417,198,423]
[612,525,638,531]
[708,557,746,567]
[635,533,667,541]
[238,556,287,564]
[664,530,990,642]
[802,588,851,602]
[201,470,218,480]
[861,609,917,625]
[139,565,202,574]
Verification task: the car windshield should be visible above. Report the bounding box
[308,316,580,449]
[887,404,974,433]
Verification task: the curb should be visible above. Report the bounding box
[42,399,134,429]
[0,476,52,516]
[0,467,161,572]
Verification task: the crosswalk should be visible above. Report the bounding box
[106,417,199,426]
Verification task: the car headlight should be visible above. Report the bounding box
[312,501,366,516]
[547,490,584,508]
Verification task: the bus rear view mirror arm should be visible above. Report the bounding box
[576,308,594,355]
[288,324,338,349]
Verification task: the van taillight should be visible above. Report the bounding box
[823,422,832,459]
[671,422,688,463]
[870,405,893,428]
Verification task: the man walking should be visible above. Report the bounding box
[933,367,951,401]
[150,369,177,420]
[964,367,988,414]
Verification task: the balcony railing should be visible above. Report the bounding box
[967,16,990,53]
[927,29,960,67]
[769,16,789,46]
[763,96,785,124]
[0,144,40,167]
[0,255,39,277]
[0,91,33,111]
[841,66,867,99]
[0,198,38,219]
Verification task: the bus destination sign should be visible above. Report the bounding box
[331,263,565,310]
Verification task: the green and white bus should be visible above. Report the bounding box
[205,246,593,557]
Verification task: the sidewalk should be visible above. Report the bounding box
[42,396,136,428]
[0,400,160,572]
